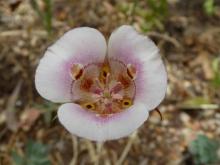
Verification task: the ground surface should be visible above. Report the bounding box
[0,0,220,165]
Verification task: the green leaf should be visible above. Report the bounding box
[184,97,210,106]
[43,0,52,34]
[118,0,168,31]
[211,57,220,88]
[178,97,219,110]
[30,0,53,34]
[25,140,51,165]
[33,101,58,126]
[11,151,25,165]
[189,135,219,165]
[203,0,216,16]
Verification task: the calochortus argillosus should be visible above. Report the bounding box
[35,25,167,141]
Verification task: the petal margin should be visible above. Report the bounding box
[58,102,149,141]
[35,27,107,103]
[108,25,167,110]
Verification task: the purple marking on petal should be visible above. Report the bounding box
[58,102,149,141]
[90,106,133,123]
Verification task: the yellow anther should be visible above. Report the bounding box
[99,64,110,84]
[101,65,110,78]
[82,102,96,110]
[122,98,133,108]
[70,63,84,80]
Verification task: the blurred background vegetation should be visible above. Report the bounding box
[0,0,220,164]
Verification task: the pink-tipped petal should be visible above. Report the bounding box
[35,27,107,103]
[108,25,167,110]
[58,102,148,141]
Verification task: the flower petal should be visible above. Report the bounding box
[35,27,107,102]
[58,102,149,141]
[108,25,167,110]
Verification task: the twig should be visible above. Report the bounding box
[178,103,220,110]
[69,136,78,165]
[85,140,96,163]
[6,80,22,132]
[147,32,181,48]
[154,108,163,121]
[0,30,47,37]
[0,128,7,140]
[116,131,138,165]
[94,142,103,165]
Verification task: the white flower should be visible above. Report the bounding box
[35,25,167,141]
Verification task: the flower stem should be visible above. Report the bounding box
[69,136,78,165]
[116,131,138,165]
[94,142,103,165]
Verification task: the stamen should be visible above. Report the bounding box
[127,64,137,80]
[122,98,133,108]
[102,70,108,78]
[99,64,110,84]
[82,102,96,110]
[70,63,84,80]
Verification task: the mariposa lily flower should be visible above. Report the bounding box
[35,25,167,141]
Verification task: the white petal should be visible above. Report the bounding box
[35,27,107,102]
[108,25,167,110]
[58,102,149,141]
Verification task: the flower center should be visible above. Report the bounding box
[70,59,136,115]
